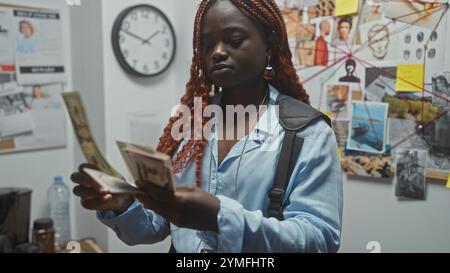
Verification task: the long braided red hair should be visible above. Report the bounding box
[156,0,310,187]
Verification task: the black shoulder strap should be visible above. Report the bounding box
[268,94,331,220]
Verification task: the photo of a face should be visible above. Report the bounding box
[19,20,34,38]
[313,18,332,66]
[428,48,436,59]
[432,75,450,108]
[416,48,423,60]
[16,19,37,54]
[368,24,390,60]
[430,31,438,41]
[337,17,351,42]
[404,50,410,60]
[404,34,412,44]
[339,58,360,83]
[417,32,424,42]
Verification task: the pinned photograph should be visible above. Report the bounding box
[364,66,397,102]
[360,1,383,24]
[357,19,400,62]
[278,1,304,40]
[332,120,349,147]
[426,73,450,162]
[310,16,334,66]
[294,18,317,67]
[339,58,360,83]
[325,84,350,120]
[385,1,446,29]
[395,149,427,200]
[341,144,393,178]
[363,66,438,122]
[306,0,335,20]
[0,89,34,138]
[388,118,450,176]
[331,16,360,47]
[347,101,388,154]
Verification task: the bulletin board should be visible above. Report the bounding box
[0,2,67,154]
[276,0,450,197]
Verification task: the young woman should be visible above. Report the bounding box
[71,0,342,253]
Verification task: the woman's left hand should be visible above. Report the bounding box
[134,181,220,232]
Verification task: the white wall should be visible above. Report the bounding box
[101,0,181,253]
[70,0,108,251]
[340,176,450,252]
[0,0,76,244]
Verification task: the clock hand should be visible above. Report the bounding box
[122,29,146,43]
[143,31,161,45]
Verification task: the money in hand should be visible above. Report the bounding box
[62,91,122,178]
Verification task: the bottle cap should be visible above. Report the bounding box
[33,218,53,230]
[54,176,63,183]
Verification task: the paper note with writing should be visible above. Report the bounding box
[83,168,143,195]
[335,0,359,17]
[395,64,424,92]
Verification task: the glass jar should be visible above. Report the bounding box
[32,218,55,253]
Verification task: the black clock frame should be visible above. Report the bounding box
[111,4,177,77]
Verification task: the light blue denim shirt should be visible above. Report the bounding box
[98,85,343,253]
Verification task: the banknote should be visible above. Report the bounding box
[116,141,175,192]
[62,92,122,178]
[83,168,143,195]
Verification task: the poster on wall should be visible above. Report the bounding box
[0,83,66,153]
[12,8,67,85]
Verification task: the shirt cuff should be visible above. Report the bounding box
[96,199,140,222]
[215,195,245,253]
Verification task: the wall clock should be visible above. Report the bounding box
[111,4,176,77]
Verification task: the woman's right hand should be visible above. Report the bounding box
[70,163,134,214]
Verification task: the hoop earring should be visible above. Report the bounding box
[263,55,275,80]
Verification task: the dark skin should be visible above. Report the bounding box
[70,0,272,232]
[202,0,271,164]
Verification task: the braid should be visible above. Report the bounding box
[157,0,310,188]
[229,0,310,103]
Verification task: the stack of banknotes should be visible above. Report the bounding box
[62,91,175,194]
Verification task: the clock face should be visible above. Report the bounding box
[112,5,176,77]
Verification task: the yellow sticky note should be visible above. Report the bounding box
[396,64,424,92]
[335,0,359,17]
[446,174,450,188]
[323,111,333,121]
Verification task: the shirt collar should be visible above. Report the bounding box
[209,84,281,144]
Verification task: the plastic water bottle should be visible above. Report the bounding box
[47,176,71,249]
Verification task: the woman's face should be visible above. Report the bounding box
[201,0,269,88]
[338,22,350,40]
[20,22,33,38]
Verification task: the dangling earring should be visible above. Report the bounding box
[263,55,275,80]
